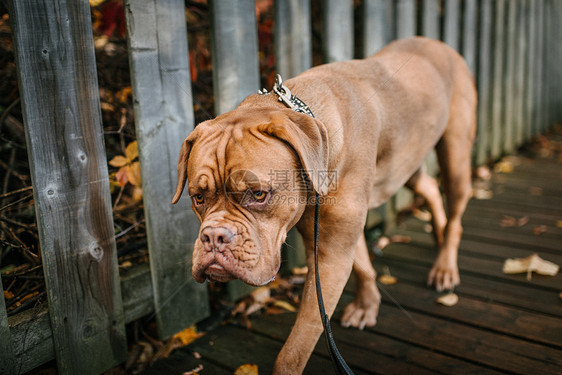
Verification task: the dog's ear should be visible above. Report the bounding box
[171,131,198,204]
[259,111,330,195]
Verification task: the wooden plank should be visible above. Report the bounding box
[421,0,439,39]
[462,0,478,75]
[274,0,312,78]
[371,304,562,374]
[475,0,494,165]
[125,0,210,340]
[210,0,260,115]
[368,268,562,348]
[502,0,518,154]
[378,257,562,317]
[252,312,503,375]
[362,0,394,56]
[490,0,507,160]
[8,1,127,373]
[324,0,354,62]
[443,0,460,50]
[396,0,416,39]
[0,276,16,375]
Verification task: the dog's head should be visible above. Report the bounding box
[172,104,329,286]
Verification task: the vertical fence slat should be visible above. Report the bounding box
[490,0,507,160]
[275,0,312,78]
[462,0,478,75]
[503,0,518,154]
[396,0,416,39]
[324,0,354,62]
[422,0,440,39]
[475,0,494,165]
[443,0,460,50]
[209,0,260,301]
[536,0,546,134]
[513,0,527,147]
[363,0,394,56]
[0,277,16,375]
[125,0,210,339]
[210,0,260,115]
[524,0,537,140]
[7,1,127,373]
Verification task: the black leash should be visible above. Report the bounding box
[313,194,354,375]
[261,75,354,374]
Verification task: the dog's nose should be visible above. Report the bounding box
[200,226,234,252]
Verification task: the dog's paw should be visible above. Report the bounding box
[341,286,381,330]
[428,257,460,292]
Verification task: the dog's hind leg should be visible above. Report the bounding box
[429,78,476,292]
[341,233,381,329]
[406,167,447,248]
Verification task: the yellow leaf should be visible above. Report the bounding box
[172,325,204,347]
[109,155,129,167]
[234,364,258,375]
[557,220,562,228]
[126,162,142,187]
[132,186,143,202]
[437,293,459,307]
[378,274,398,285]
[116,168,129,187]
[4,290,14,299]
[273,300,296,312]
[125,141,139,163]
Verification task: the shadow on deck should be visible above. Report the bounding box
[143,134,562,375]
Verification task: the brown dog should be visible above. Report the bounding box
[172,37,476,374]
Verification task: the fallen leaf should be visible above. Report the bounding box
[125,140,139,162]
[292,266,308,275]
[494,160,514,174]
[436,293,459,306]
[183,364,204,375]
[502,253,559,280]
[557,220,562,228]
[474,166,492,181]
[109,155,128,167]
[251,286,271,304]
[4,290,14,299]
[376,236,390,250]
[234,364,259,375]
[517,216,529,227]
[413,209,432,222]
[378,275,398,285]
[473,188,493,200]
[529,186,543,196]
[172,325,204,346]
[273,300,296,312]
[390,235,411,244]
[533,225,547,235]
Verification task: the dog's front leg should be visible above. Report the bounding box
[273,206,363,374]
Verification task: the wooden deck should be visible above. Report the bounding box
[142,141,562,375]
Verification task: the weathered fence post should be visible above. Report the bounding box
[0,277,15,375]
[513,0,527,147]
[125,0,210,339]
[7,1,127,373]
[209,0,260,300]
[210,0,260,115]
[503,0,518,154]
[275,0,312,78]
[462,0,478,75]
[324,0,354,62]
[363,0,394,56]
[476,0,494,165]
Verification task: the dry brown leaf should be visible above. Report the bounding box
[502,253,559,280]
[436,293,459,306]
[529,186,543,196]
[557,220,562,228]
[413,209,432,222]
[533,225,547,235]
[494,159,515,174]
[473,188,493,200]
[4,290,14,299]
[376,236,390,250]
[292,266,308,275]
[390,235,411,244]
[234,363,259,375]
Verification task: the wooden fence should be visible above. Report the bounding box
[2,0,561,374]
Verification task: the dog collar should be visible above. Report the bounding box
[258,74,315,118]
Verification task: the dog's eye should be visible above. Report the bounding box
[251,190,268,202]
[192,194,204,205]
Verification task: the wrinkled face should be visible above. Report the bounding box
[183,112,310,286]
